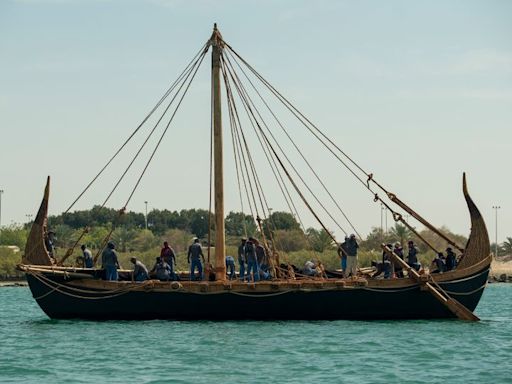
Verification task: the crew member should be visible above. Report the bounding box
[187,238,205,281]
[245,237,259,282]
[81,244,94,268]
[102,241,120,281]
[407,240,421,271]
[445,247,457,271]
[226,255,236,280]
[130,257,149,281]
[238,238,247,281]
[337,237,348,275]
[161,241,177,278]
[345,234,359,278]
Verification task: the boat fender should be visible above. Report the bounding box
[171,281,182,290]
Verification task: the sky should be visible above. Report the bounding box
[0,0,511,243]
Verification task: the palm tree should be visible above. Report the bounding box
[390,223,413,246]
[501,237,512,256]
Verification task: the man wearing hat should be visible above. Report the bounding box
[102,241,120,281]
[345,234,359,278]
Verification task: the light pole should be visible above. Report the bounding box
[492,206,500,258]
[0,189,4,228]
[380,203,385,240]
[144,201,148,230]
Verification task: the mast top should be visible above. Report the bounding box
[209,23,224,48]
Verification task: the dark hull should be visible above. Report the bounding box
[25,267,489,320]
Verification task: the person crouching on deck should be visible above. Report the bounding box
[188,238,205,281]
[130,257,149,282]
[226,255,236,280]
[102,241,120,281]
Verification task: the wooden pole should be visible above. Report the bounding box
[211,24,226,281]
[381,244,479,321]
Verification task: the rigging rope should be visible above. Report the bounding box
[64,43,209,214]
[222,41,465,251]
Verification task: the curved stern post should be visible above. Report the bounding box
[458,173,491,269]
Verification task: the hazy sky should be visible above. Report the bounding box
[0,0,511,243]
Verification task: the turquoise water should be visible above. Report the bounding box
[0,285,510,384]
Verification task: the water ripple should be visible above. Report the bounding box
[0,285,510,383]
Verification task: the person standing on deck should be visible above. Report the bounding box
[44,230,57,263]
[393,242,404,278]
[225,255,236,279]
[407,240,421,271]
[187,238,205,281]
[130,257,149,281]
[102,241,120,281]
[445,247,457,271]
[345,234,359,278]
[238,238,247,281]
[81,244,94,268]
[160,241,177,279]
[245,237,259,282]
[337,237,349,276]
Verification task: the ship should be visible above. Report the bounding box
[18,25,491,321]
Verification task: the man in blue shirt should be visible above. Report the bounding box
[101,241,120,281]
[245,238,259,282]
[188,238,205,281]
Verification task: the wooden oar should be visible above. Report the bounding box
[381,244,479,321]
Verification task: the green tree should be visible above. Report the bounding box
[273,229,308,252]
[0,225,28,249]
[306,228,334,252]
[389,223,413,247]
[500,237,512,256]
[262,211,301,238]
[225,211,257,237]
[129,229,157,252]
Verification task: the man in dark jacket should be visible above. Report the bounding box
[345,234,359,278]
[407,240,421,271]
[445,247,457,271]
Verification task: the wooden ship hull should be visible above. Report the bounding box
[22,261,488,321]
[19,173,491,321]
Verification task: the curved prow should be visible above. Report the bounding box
[457,173,491,269]
[22,177,53,266]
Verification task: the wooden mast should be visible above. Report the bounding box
[211,24,226,281]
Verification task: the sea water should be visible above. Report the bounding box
[0,285,510,384]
